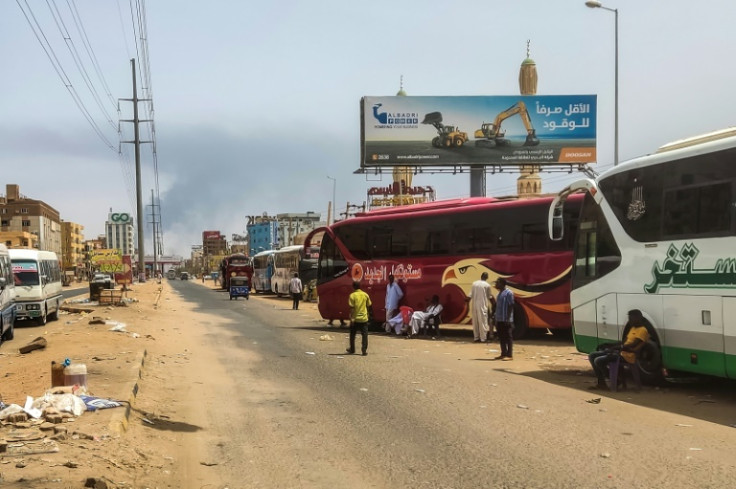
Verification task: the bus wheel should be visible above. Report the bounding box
[38,309,47,326]
[2,319,13,341]
[511,304,528,340]
[637,339,665,384]
[48,302,59,321]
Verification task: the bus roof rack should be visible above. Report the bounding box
[656,127,736,153]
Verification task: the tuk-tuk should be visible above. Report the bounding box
[229,276,250,300]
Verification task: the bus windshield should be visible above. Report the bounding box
[13,260,40,286]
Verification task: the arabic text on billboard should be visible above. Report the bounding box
[361,95,597,167]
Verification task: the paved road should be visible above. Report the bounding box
[126,279,736,488]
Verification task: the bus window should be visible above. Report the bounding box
[336,225,369,260]
[572,193,621,289]
[370,226,392,258]
[663,181,731,237]
[318,234,347,284]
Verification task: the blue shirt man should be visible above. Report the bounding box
[494,278,515,360]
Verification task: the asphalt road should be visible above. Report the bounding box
[129,279,736,488]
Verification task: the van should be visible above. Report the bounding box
[10,249,63,325]
[0,244,16,343]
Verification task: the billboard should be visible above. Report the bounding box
[203,230,221,240]
[91,249,124,273]
[361,95,596,167]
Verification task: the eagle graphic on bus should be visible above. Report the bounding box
[440,257,572,332]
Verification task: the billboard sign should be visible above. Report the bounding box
[91,249,124,273]
[361,95,597,167]
[114,255,133,285]
[108,212,132,224]
[203,231,221,240]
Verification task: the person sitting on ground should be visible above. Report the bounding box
[407,295,443,339]
[385,305,414,335]
[588,309,650,390]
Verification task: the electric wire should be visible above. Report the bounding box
[66,0,119,110]
[46,0,117,130]
[16,0,115,151]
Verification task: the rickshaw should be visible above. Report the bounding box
[229,275,250,300]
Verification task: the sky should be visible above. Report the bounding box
[3,0,736,257]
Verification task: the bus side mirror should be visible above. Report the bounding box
[549,200,564,241]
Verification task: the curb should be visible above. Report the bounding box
[109,348,148,434]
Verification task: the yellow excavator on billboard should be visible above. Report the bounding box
[474,101,540,148]
[421,112,469,148]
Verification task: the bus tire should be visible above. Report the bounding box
[511,304,528,340]
[38,308,47,326]
[48,301,59,321]
[637,339,665,385]
[3,320,12,341]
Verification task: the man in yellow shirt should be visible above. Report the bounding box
[347,280,372,356]
[588,309,650,390]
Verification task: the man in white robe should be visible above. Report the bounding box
[469,272,492,342]
[408,295,443,338]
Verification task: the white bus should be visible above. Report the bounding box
[252,250,276,294]
[0,244,16,343]
[271,245,304,297]
[10,249,64,325]
[549,128,736,382]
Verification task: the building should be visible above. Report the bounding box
[105,211,135,257]
[202,231,228,273]
[0,184,61,255]
[0,230,39,249]
[275,212,321,249]
[61,221,85,274]
[246,215,278,255]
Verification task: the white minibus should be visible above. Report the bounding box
[10,249,63,325]
[0,244,16,343]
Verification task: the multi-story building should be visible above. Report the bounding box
[275,212,322,249]
[202,231,228,273]
[0,230,39,249]
[246,215,278,255]
[105,211,135,257]
[61,221,85,273]
[0,184,61,255]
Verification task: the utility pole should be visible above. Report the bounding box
[149,189,159,277]
[120,59,151,282]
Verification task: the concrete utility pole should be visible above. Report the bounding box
[120,59,151,281]
[150,189,158,277]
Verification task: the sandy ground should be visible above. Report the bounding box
[2,279,736,488]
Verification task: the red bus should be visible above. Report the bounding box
[219,253,254,290]
[305,195,581,338]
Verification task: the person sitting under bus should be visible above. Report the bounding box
[588,309,650,390]
[385,305,414,335]
[407,295,443,339]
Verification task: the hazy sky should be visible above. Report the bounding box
[3,0,735,256]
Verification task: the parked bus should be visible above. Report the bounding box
[219,253,253,290]
[0,244,16,343]
[548,127,736,381]
[10,249,63,325]
[271,245,304,297]
[305,195,581,338]
[252,250,276,294]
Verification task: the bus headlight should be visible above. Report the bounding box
[26,304,41,311]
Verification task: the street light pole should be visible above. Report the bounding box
[586,0,619,167]
[327,175,336,225]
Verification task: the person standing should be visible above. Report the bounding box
[289,272,303,310]
[384,274,404,332]
[347,280,372,356]
[469,272,492,343]
[494,278,515,360]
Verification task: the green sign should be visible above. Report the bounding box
[645,243,736,293]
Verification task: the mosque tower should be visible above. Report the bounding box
[517,41,542,197]
[392,76,412,195]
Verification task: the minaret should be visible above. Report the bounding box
[392,76,412,199]
[517,40,542,197]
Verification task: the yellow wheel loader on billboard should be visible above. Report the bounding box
[421,112,468,148]
[474,101,540,148]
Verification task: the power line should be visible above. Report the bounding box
[17,0,115,150]
[46,0,117,130]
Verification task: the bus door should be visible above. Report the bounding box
[595,294,619,345]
